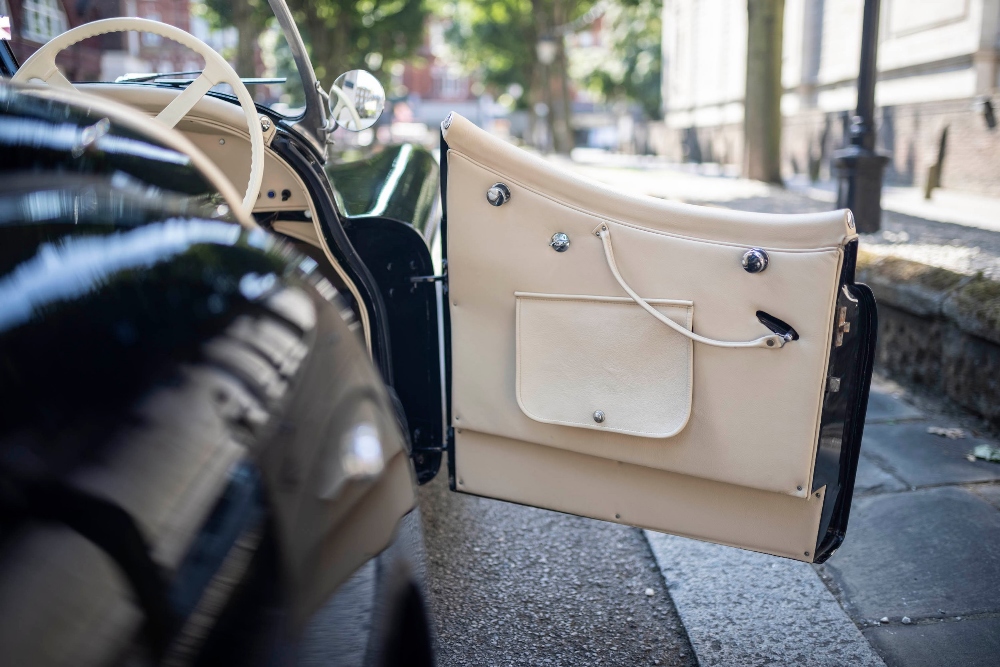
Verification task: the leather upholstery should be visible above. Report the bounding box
[455,431,825,562]
[443,109,856,550]
[516,293,693,437]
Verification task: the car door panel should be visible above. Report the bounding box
[456,430,825,561]
[441,113,873,562]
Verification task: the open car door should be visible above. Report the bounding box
[439,113,877,563]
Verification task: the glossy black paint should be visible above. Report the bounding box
[811,239,879,563]
[325,144,445,483]
[327,144,440,237]
[0,42,17,77]
[341,216,444,483]
[268,131,396,381]
[0,86,224,217]
[0,87,428,664]
[438,131,457,490]
[0,214,299,662]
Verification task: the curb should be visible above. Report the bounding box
[857,249,1000,428]
[644,531,886,667]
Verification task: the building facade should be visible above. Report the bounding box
[4,0,202,81]
[657,0,1000,196]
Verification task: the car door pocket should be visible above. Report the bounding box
[515,292,693,438]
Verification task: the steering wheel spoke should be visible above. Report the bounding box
[42,66,76,91]
[155,71,217,129]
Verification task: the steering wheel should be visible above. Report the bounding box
[12,18,264,218]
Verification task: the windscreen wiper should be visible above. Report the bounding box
[115,71,286,86]
[115,71,204,83]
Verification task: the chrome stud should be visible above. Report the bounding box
[486,183,511,207]
[259,115,272,132]
[742,248,769,273]
[593,410,605,423]
[549,232,570,252]
[442,112,454,130]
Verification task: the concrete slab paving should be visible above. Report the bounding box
[865,390,926,425]
[861,423,1000,487]
[644,532,885,667]
[968,482,1000,510]
[819,487,1000,621]
[854,453,908,495]
[862,616,1000,667]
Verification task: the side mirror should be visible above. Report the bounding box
[328,70,386,132]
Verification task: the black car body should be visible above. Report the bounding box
[0,1,877,663]
[0,79,438,665]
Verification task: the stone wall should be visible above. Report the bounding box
[857,250,1000,427]
[652,92,1000,196]
[783,94,1000,196]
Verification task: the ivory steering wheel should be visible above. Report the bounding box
[12,17,264,218]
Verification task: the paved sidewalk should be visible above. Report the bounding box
[644,534,885,667]
[815,379,1000,667]
[644,380,1000,667]
[557,155,1000,280]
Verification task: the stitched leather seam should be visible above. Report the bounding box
[514,294,694,308]
[449,150,846,253]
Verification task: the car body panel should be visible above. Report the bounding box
[0,85,423,664]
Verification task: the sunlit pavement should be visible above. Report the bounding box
[554,155,1000,280]
[418,470,697,667]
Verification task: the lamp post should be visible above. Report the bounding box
[833,0,890,233]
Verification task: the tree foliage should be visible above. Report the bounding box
[577,0,662,119]
[443,0,593,152]
[286,0,429,85]
[442,0,541,104]
[200,0,428,88]
[445,0,663,152]
[199,0,272,77]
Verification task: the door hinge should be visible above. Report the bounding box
[835,307,851,347]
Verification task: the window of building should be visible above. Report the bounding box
[20,0,68,43]
[432,67,467,99]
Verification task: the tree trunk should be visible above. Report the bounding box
[553,35,574,154]
[232,0,258,81]
[744,0,784,184]
[548,0,573,154]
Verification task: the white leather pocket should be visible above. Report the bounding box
[515,293,694,438]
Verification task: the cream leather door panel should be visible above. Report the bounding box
[440,113,877,562]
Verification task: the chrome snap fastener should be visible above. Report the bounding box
[486,183,511,207]
[742,248,769,273]
[549,232,570,252]
[593,410,605,423]
[259,115,272,132]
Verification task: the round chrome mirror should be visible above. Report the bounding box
[328,70,386,132]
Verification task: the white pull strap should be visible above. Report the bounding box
[594,223,789,350]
